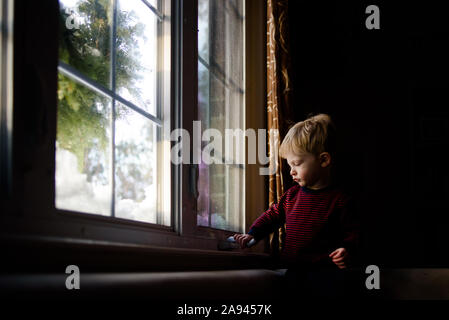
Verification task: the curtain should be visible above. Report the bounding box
[266,0,293,255]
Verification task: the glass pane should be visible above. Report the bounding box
[58,0,112,88]
[116,0,158,116]
[56,73,112,216]
[227,165,244,231]
[197,61,210,226]
[198,0,209,64]
[114,104,158,224]
[197,0,245,232]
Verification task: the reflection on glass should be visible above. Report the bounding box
[198,55,210,118]
[116,0,158,116]
[56,73,112,216]
[198,0,209,64]
[197,0,245,232]
[59,0,112,88]
[114,104,157,224]
[197,60,211,226]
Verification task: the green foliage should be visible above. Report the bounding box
[57,0,145,175]
[57,73,109,173]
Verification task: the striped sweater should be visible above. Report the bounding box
[248,184,359,267]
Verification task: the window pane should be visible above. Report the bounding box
[197,61,210,226]
[114,104,158,224]
[197,0,245,232]
[59,0,112,88]
[198,0,209,64]
[57,0,170,226]
[116,0,158,116]
[56,73,112,216]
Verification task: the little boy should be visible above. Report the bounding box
[233,113,360,298]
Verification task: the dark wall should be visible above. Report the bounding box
[287,1,449,267]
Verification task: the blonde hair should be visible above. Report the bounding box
[279,113,337,159]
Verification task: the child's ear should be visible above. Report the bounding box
[319,152,331,167]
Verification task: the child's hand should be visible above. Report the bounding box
[329,247,349,269]
[233,234,254,249]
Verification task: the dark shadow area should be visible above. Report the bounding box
[286,0,449,268]
[1,0,448,307]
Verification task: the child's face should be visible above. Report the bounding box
[286,151,330,189]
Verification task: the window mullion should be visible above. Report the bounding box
[110,0,118,218]
[58,62,163,127]
[155,0,162,225]
[0,0,14,198]
[141,0,164,21]
[172,0,183,234]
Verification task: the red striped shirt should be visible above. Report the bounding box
[248,184,359,267]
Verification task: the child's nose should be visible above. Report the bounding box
[290,168,296,176]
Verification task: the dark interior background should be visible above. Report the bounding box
[286,1,449,267]
[3,0,449,304]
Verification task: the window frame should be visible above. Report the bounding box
[1,0,268,259]
[56,0,171,226]
[177,0,267,248]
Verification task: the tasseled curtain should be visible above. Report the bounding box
[266,0,294,255]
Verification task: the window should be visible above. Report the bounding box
[55,0,249,237]
[197,0,246,233]
[55,0,171,226]
[2,0,266,254]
